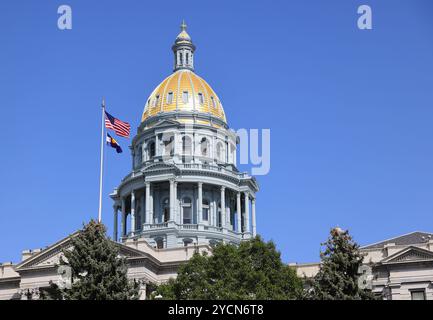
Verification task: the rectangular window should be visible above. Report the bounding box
[182,91,189,103]
[211,96,216,108]
[411,290,426,300]
[198,92,204,105]
[183,207,192,224]
[202,208,209,221]
[167,92,173,104]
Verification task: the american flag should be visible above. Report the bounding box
[104,111,130,138]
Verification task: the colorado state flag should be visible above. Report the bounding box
[106,133,123,153]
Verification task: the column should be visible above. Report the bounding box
[212,190,216,226]
[192,133,196,160]
[130,191,136,234]
[169,180,174,222]
[121,198,126,237]
[252,198,256,237]
[113,205,118,241]
[174,182,178,223]
[198,182,203,224]
[145,183,151,224]
[244,192,250,233]
[150,185,154,223]
[236,192,242,233]
[220,187,226,228]
[141,194,145,227]
[226,207,231,229]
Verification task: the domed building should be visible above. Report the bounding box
[0,23,259,300]
[110,21,259,249]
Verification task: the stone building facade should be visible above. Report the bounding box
[293,231,433,300]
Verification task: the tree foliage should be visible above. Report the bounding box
[155,236,303,300]
[308,228,377,300]
[59,220,140,300]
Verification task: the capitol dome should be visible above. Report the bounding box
[141,21,227,127]
[141,70,226,125]
[110,22,258,252]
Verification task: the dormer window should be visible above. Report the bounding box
[182,91,189,103]
[198,92,204,105]
[167,92,173,104]
[154,95,160,107]
[211,96,216,108]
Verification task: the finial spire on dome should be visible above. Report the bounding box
[172,21,196,72]
[180,19,187,31]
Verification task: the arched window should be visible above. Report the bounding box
[200,137,209,157]
[216,142,224,162]
[202,199,209,221]
[209,239,221,247]
[142,144,147,161]
[182,136,192,155]
[162,198,169,223]
[164,136,174,156]
[230,144,235,164]
[155,238,164,249]
[183,238,193,246]
[149,141,156,159]
[182,197,192,224]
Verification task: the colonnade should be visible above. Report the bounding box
[113,181,257,241]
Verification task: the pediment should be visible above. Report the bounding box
[16,233,77,270]
[381,246,433,264]
[15,232,149,271]
[152,119,181,129]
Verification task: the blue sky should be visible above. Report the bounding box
[1,0,433,263]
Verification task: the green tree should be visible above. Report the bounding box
[59,220,140,300]
[155,236,303,300]
[309,227,377,300]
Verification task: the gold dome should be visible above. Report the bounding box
[141,69,227,126]
[141,22,226,127]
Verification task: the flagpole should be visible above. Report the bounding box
[98,98,105,223]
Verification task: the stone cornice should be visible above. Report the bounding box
[115,162,258,196]
[138,112,229,134]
